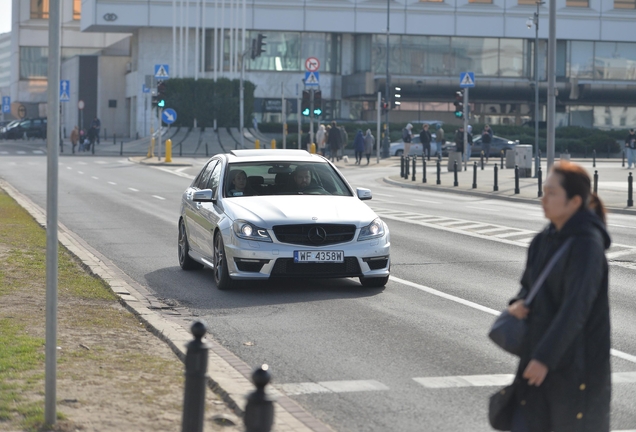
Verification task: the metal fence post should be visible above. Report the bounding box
[593,170,598,194]
[412,156,416,181]
[538,166,543,198]
[480,151,484,170]
[500,150,504,169]
[494,164,499,192]
[472,161,477,189]
[422,158,427,183]
[453,161,458,187]
[436,159,441,185]
[514,165,520,194]
[628,172,634,207]
[181,321,209,432]
[400,155,405,178]
[244,365,274,432]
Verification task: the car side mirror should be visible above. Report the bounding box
[193,189,214,202]
[357,187,372,201]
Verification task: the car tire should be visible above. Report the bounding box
[395,150,403,157]
[178,220,203,271]
[213,232,235,291]
[359,275,389,288]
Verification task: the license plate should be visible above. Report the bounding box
[294,250,344,263]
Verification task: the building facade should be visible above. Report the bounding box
[78,0,636,135]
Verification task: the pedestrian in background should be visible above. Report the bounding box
[353,130,365,165]
[481,124,493,162]
[435,124,445,158]
[625,128,636,169]
[505,161,611,432]
[316,124,327,156]
[91,117,101,145]
[419,123,432,160]
[338,126,348,161]
[364,129,375,165]
[70,126,79,154]
[327,121,342,163]
[466,125,474,161]
[454,126,465,158]
[402,123,413,143]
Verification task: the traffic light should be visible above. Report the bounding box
[454,90,463,118]
[251,33,267,59]
[152,80,167,109]
[392,86,401,108]
[301,90,310,116]
[313,90,322,116]
[381,98,389,114]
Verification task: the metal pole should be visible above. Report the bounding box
[453,160,458,187]
[382,0,390,158]
[219,0,225,77]
[494,164,499,191]
[514,165,520,194]
[546,0,556,171]
[472,161,477,189]
[239,50,245,149]
[281,83,286,149]
[202,0,206,77]
[628,173,634,207]
[422,158,427,183]
[158,108,163,160]
[181,321,209,432]
[309,89,315,150]
[534,2,541,178]
[173,0,177,79]
[538,166,543,197]
[180,0,185,77]
[593,170,598,194]
[297,88,302,153]
[213,0,218,81]
[45,0,61,425]
[436,159,441,185]
[195,0,200,80]
[463,88,468,172]
[377,91,381,163]
[412,156,416,181]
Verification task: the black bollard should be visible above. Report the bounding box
[593,149,596,168]
[436,159,441,185]
[453,161,458,187]
[136,131,139,140]
[472,161,477,189]
[538,166,543,198]
[594,170,598,194]
[622,151,625,167]
[480,151,484,170]
[607,144,610,159]
[405,156,410,179]
[180,142,183,157]
[244,365,275,432]
[427,147,431,161]
[120,141,123,156]
[113,133,116,146]
[181,321,209,432]
[412,156,416,181]
[628,173,634,207]
[422,158,427,183]
[500,150,504,169]
[514,165,520,194]
[205,142,209,157]
[400,155,405,178]
[494,164,499,192]
[91,140,95,155]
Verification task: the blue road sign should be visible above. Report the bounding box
[142,84,150,93]
[304,71,319,86]
[1,96,10,113]
[459,72,475,88]
[162,108,177,125]
[154,64,170,79]
[60,80,70,102]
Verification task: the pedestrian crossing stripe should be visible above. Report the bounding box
[154,64,169,79]
[460,72,475,87]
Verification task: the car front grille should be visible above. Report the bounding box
[271,257,361,278]
[272,224,356,246]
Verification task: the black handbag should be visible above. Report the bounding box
[488,238,573,356]
[488,383,516,431]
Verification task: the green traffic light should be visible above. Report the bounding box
[158,100,165,108]
[455,111,463,118]
[313,109,322,116]
[302,108,310,116]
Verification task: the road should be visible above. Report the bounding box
[1,152,635,431]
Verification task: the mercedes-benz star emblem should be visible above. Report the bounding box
[308,227,327,244]
[103,13,118,22]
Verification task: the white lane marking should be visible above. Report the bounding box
[149,166,196,179]
[457,223,491,230]
[474,227,513,234]
[16,151,26,154]
[32,150,44,154]
[413,372,636,389]
[608,224,635,229]
[493,230,535,239]
[0,151,8,155]
[517,237,534,244]
[438,220,477,227]
[76,161,87,165]
[95,161,107,164]
[107,181,117,185]
[278,380,388,396]
[412,199,440,204]
[78,171,84,174]
[66,166,72,170]
[465,206,494,211]
[91,176,99,180]
[606,249,636,260]
[390,276,636,364]
[128,187,139,192]
[152,195,166,200]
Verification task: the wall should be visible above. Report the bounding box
[98,55,130,137]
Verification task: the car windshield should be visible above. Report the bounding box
[224,161,353,197]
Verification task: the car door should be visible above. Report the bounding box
[184,160,217,253]
[196,161,224,259]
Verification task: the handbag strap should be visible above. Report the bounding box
[524,238,573,306]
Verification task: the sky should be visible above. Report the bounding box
[1,0,12,34]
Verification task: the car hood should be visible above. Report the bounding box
[222,195,379,227]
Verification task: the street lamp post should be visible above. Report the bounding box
[416,80,422,123]
[528,1,544,178]
[382,0,390,158]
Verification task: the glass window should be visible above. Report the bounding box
[594,41,636,80]
[20,47,48,79]
[206,162,222,195]
[195,161,217,189]
[450,37,499,76]
[249,31,300,72]
[73,0,81,20]
[566,0,589,6]
[499,39,525,77]
[517,0,536,4]
[569,41,594,78]
[469,0,493,3]
[614,0,636,8]
[301,33,340,74]
[31,0,49,19]
[556,40,567,78]
[421,36,452,75]
[401,35,427,75]
[354,34,371,73]
[372,35,401,74]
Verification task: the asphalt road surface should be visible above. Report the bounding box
[1,153,635,432]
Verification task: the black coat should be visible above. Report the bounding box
[511,209,611,432]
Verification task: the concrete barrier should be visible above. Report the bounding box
[447,151,462,172]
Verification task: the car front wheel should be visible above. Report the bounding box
[359,275,389,288]
[178,220,203,270]
[395,150,403,157]
[213,232,235,290]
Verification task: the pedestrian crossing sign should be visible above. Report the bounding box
[154,64,170,79]
[305,71,320,86]
[459,72,475,88]
[60,80,70,102]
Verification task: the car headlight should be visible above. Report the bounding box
[232,220,272,242]
[358,218,385,241]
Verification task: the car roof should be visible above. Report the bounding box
[226,149,328,163]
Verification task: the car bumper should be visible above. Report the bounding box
[223,228,391,280]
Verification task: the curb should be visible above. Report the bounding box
[0,179,332,432]
[128,156,194,167]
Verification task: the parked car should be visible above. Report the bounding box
[178,149,391,290]
[443,135,517,157]
[1,118,47,140]
[390,133,437,157]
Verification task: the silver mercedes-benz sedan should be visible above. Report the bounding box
[178,149,390,290]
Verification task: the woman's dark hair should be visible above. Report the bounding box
[552,162,606,224]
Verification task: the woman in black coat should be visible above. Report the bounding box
[507,161,611,432]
